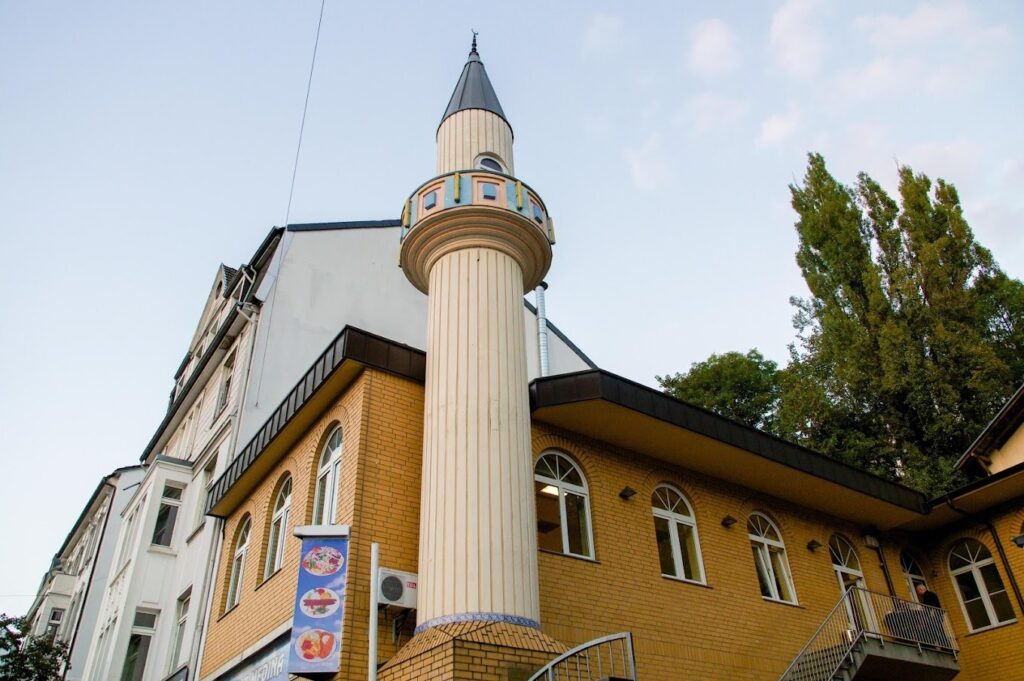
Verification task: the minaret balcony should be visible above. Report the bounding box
[399,170,554,293]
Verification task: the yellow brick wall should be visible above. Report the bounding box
[530,427,904,680]
[200,368,1024,681]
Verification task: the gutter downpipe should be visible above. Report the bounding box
[944,496,1024,613]
[62,479,116,681]
[535,282,549,378]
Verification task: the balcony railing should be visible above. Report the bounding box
[528,632,636,681]
[779,587,957,681]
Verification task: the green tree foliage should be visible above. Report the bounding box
[657,350,781,432]
[660,153,1024,496]
[0,614,70,681]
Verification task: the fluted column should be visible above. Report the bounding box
[416,246,539,627]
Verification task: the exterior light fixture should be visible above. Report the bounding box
[539,485,559,496]
[862,526,881,548]
[618,486,637,500]
[807,539,823,552]
[721,515,737,528]
[1012,534,1024,549]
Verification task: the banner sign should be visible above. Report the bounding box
[287,534,349,675]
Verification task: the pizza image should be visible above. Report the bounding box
[296,629,335,661]
[301,545,344,576]
[299,587,340,618]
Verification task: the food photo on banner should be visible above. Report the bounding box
[288,529,350,676]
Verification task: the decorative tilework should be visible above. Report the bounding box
[413,612,542,635]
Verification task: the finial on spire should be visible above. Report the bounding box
[470,30,479,55]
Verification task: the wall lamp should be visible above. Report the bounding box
[618,486,637,500]
[806,539,823,552]
[721,515,737,528]
[1012,534,1024,549]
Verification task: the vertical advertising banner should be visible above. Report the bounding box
[288,535,349,676]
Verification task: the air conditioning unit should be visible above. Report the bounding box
[377,568,418,609]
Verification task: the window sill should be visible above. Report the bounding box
[185,521,207,545]
[761,596,803,609]
[965,619,1017,636]
[255,568,284,592]
[217,604,239,623]
[662,575,712,590]
[148,544,177,556]
[538,548,599,564]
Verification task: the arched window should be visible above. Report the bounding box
[534,451,593,558]
[225,516,250,611]
[264,476,292,579]
[900,550,928,601]
[651,485,705,583]
[313,427,343,525]
[830,535,874,629]
[476,155,504,173]
[949,539,1016,631]
[747,513,796,603]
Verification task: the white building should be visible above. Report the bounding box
[24,465,144,681]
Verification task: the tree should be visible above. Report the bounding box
[0,614,70,681]
[781,154,1024,494]
[657,350,781,433]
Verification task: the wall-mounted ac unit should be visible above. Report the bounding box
[377,568,418,609]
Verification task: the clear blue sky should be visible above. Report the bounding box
[2,1,1022,614]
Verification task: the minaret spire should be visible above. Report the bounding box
[470,30,478,55]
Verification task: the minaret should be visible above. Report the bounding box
[400,39,554,633]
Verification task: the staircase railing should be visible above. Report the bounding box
[528,632,636,681]
[779,588,957,681]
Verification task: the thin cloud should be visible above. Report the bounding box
[581,12,624,60]
[688,19,741,77]
[624,134,675,191]
[757,103,801,147]
[683,93,749,134]
[855,1,1009,50]
[769,0,825,79]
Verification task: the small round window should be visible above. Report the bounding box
[477,156,503,173]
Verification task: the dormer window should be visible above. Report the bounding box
[476,156,504,173]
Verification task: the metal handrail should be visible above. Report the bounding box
[528,632,636,681]
[779,588,958,681]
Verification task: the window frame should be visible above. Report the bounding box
[651,484,705,584]
[475,154,505,173]
[533,451,595,560]
[900,550,928,602]
[263,476,292,579]
[151,483,185,548]
[169,589,191,673]
[214,351,236,418]
[949,538,1017,632]
[312,426,343,525]
[747,512,798,604]
[119,609,157,681]
[225,516,251,612]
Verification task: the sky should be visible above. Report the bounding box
[2,0,1023,615]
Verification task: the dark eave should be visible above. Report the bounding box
[530,370,929,527]
[55,465,143,560]
[900,460,1024,531]
[956,381,1024,473]
[206,326,425,517]
[287,219,402,232]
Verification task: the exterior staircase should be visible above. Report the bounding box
[528,632,636,681]
[779,588,959,681]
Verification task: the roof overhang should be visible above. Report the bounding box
[899,460,1024,531]
[207,327,425,518]
[530,370,929,529]
[956,381,1024,474]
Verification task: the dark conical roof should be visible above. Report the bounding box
[440,38,509,131]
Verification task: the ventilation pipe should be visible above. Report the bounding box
[535,282,550,377]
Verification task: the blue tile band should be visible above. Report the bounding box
[413,612,542,635]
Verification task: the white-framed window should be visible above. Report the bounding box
[264,476,292,579]
[117,495,146,569]
[214,351,235,417]
[169,588,191,672]
[312,427,343,525]
[651,485,705,583]
[194,454,218,530]
[829,535,875,631]
[152,483,184,547]
[748,513,797,604]
[475,154,504,173]
[900,550,928,602]
[44,608,64,640]
[119,610,157,681]
[534,451,594,559]
[225,516,251,611]
[949,539,1016,631]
